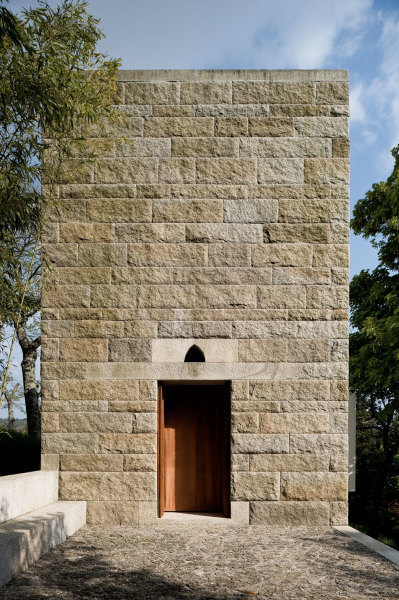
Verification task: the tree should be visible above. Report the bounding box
[350,144,399,545]
[0,0,120,433]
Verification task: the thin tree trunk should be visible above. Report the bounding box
[4,391,15,430]
[15,324,41,436]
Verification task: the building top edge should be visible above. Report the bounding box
[116,69,349,82]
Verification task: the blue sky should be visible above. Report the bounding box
[5,0,399,417]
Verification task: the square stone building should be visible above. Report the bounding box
[41,69,350,526]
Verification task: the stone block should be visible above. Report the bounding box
[124,321,158,338]
[331,339,349,362]
[281,472,347,501]
[60,454,123,471]
[43,244,78,267]
[223,199,278,223]
[231,380,249,401]
[238,339,287,362]
[196,104,269,117]
[264,223,330,243]
[108,339,151,362]
[111,267,174,284]
[79,244,127,267]
[287,339,330,362]
[86,501,138,525]
[232,472,279,501]
[115,138,171,157]
[153,199,223,222]
[158,158,195,184]
[41,412,59,433]
[231,454,250,471]
[158,321,232,338]
[98,433,157,454]
[330,454,348,472]
[279,199,348,223]
[231,412,259,433]
[329,501,348,525]
[95,159,158,184]
[59,413,132,433]
[173,267,271,285]
[172,137,238,157]
[115,224,185,243]
[124,82,179,104]
[87,199,151,223]
[240,137,331,158]
[252,244,312,267]
[124,454,157,471]
[109,401,156,413]
[316,82,349,104]
[90,285,137,309]
[42,433,98,454]
[249,380,329,402]
[250,501,330,525]
[269,104,330,117]
[74,320,124,338]
[313,245,349,268]
[42,285,90,308]
[233,82,314,104]
[137,285,195,308]
[196,158,257,184]
[232,400,280,413]
[290,434,348,454]
[260,413,329,434]
[153,105,195,116]
[250,454,329,472]
[306,286,348,309]
[330,411,348,433]
[170,183,248,199]
[248,117,293,137]
[332,137,350,158]
[258,158,304,184]
[215,117,248,137]
[304,158,349,185]
[144,117,214,137]
[208,244,251,266]
[186,224,262,243]
[59,472,156,501]
[128,243,207,266]
[59,338,108,362]
[58,268,111,285]
[273,267,330,285]
[132,413,157,433]
[41,338,59,362]
[294,117,348,137]
[195,285,256,308]
[257,285,306,308]
[296,320,348,339]
[232,321,297,338]
[180,82,232,104]
[232,434,289,454]
[42,363,88,380]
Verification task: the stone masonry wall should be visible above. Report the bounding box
[41,70,350,526]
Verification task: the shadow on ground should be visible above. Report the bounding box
[3,551,245,600]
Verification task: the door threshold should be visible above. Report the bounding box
[162,511,228,521]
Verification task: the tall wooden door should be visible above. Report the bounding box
[158,383,230,516]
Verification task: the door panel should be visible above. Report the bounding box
[159,384,230,515]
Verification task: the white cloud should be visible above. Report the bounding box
[350,83,367,122]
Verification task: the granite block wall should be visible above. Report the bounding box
[41,69,350,526]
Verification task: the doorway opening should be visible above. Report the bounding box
[158,382,230,518]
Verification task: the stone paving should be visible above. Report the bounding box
[2,525,399,599]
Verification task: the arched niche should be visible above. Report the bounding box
[184,344,205,363]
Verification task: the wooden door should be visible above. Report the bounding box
[158,384,230,516]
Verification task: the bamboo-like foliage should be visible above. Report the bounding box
[0,1,120,430]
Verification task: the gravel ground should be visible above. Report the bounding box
[2,524,399,600]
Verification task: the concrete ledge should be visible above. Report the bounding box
[334,526,399,568]
[0,471,58,524]
[0,501,86,586]
[116,69,348,82]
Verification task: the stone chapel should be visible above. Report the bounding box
[41,69,350,526]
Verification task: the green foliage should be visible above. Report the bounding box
[350,144,399,546]
[0,429,40,475]
[0,0,120,234]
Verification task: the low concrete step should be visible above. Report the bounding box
[0,500,86,586]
